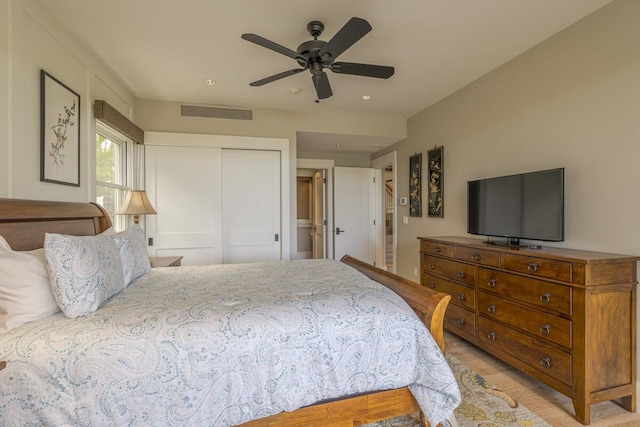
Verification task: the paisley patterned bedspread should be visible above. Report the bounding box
[0,259,461,426]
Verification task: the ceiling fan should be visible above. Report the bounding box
[241,17,394,101]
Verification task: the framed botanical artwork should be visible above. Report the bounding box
[409,153,422,217]
[427,146,444,217]
[40,69,80,186]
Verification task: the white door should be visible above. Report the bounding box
[145,145,222,265]
[222,149,281,263]
[312,170,326,259]
[333,167,378,265]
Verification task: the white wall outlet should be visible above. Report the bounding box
[403,216,409,224]
[413,267,418,277]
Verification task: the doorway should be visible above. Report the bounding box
[296,169,327,260]
[384,166,394,270]
[296,159,333,260]
[371,151,397,273]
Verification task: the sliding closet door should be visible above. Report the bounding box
[145,145,222,265]
[221,149,281,263]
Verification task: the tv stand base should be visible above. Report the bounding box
[483,238,541,249]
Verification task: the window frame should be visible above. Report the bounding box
[95,122,132,231]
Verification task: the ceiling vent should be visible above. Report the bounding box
[180,104,254,121]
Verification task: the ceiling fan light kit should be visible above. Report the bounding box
[241,17,394,101]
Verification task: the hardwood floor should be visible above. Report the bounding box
[444,331,640,426]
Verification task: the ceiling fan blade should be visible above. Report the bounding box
[318,17,371,61]
[241,33,307,62]
[331,62,394,79]
[312,72,333,99]
[249,68,305,86]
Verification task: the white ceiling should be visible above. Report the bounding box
[41,0,612,153]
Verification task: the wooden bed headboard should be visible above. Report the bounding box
[0,198,112,251]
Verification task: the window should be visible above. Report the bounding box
[95,124,130,231]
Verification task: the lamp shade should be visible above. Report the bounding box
[117,190,157,216]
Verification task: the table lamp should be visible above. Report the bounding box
[117,190,157,224]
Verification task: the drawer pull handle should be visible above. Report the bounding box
[539,292,551,304]
[429,264,436,270]
[540,323,551,335]
[457,317,465,325]
[472,253,480,261]
[528,262,538,272]
[428,282,436,289]
[487,304,496,314]
[487,278,496,288]
[540,356,552,368]
[457,271,466,278]
[487,331,496,340]
[457,293,466,302]
[433,246,441,253]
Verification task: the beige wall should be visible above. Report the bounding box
[134,99,402,169]
[0,0,136,201]
[378,1,640,393]
[0,1,9,197]
[376,0,640,282]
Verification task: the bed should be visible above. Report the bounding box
[0,198,461,426]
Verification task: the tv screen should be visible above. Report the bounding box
[467,168,564,243]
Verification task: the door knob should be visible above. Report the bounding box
[336,227,345,235]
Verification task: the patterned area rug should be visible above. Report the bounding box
[364,354,551,427]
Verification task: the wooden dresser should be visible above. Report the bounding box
[419,236,639,425]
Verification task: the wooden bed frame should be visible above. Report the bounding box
[0,198,451,427]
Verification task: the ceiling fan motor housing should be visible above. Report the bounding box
[297,40,325,57]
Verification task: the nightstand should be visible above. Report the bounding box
[149,256,183,268]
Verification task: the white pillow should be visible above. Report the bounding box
[44,233,125,318]
[0,236,61,332]
[113,225,151,285]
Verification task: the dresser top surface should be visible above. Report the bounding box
[419,236,640,263]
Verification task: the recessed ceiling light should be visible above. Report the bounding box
[361,95,372,101]
[204,79,216,86]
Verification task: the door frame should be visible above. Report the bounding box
[371,151,397,274]
[297,158,334,260]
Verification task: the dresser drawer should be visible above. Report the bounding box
[503,253,572,282]
[478,268,572,316]
[423,274,475,310]
[455,246,500,267]
[423,255,475,286]
[479,293,572,348]
[445,303,476,337]
[479,317,572,386]
[421,240,455,257]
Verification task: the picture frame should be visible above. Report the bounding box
[409,153,422,217]
[40,69,80,186]
[427,146,444,217]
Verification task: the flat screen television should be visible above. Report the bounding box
[467,168,564,245]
